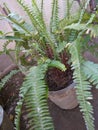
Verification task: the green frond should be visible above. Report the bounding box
[56,41,67,53]
[9,13,34,33]
[16,0,46,35]
[88,24,98,37]
[64,13,95,30]
[1,1,98,130]
[15,81,30,130]
[17,0,56,56]
[63,13,95,42]
[58,16,79,31]
[31,0,47,29]
[15,63,54,130]
[41,0,44,16]
[50,0,59,32]
[17,0,46,34]
[66,0,72,19]
[15,59,66,130]
[78,0,91,24]
[83,61,98,88]
[68,30,78,43]
[48,60,66,71]
[0,35,23,41]
[64,23,86,31]
[68,39,95,130]
[15,41,21,63]
[58,9,95,44]
[4,13,32,35]
[0,70,20,91]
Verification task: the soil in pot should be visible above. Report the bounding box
[45,63,78,110]
[46,67,73,91]
[45,49,74,91]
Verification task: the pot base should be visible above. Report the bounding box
[49,83,78,109]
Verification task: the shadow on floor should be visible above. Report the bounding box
[48,87,98,130]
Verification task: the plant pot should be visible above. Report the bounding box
[49,83,78,109]
[0,105,13,130]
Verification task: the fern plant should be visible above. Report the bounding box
[0,69,20,91]
[0,0,98,130]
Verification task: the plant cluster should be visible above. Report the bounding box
[0,0,98,130]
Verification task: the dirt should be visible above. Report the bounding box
[46,67,73,91]
[0,71,25,128]
[0,70,98,130]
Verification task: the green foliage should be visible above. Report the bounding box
[56,41,67,53]
[50,0,59,32]
[0,0,98,130]
[78,0,91,24]
[68,38,94,130]
[0,35,23,41]
[0,70,20,91]
[15,63,54,130]
[15,59,65,130]
[48,59,66,71]
[16,0,54,49]
[16,0,45,33]
[83,61,98,88]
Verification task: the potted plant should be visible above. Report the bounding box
[0,0,98,130]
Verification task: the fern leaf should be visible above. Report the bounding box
[64,23,86,30]
[7,13,32,35]
[68,39,95,130]
[50,0,59,32]
[64,13,95,30]
[41,0,44,17]
[17,0,47,34]
[78,0,91,24]
[48,60,66,71]
[15,81,30,130]
[0,35,23,41]
[31,0,46,26]
[66,0,71,19]
[83,61,98,89]
[15,64,54,130]
[17,0,56,55]
[56,41,67,53]
[0,70,20,91]
[59,14,79,31]
[17,0,43,32]
[68,30,78,42]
